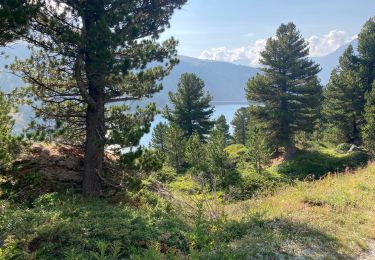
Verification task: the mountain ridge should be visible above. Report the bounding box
[0,39,358,102]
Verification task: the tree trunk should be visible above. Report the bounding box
[283,139,296,161]
[352,117,361,146]
[82,96,105,197]
[81,1,107,197]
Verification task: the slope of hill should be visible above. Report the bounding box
[153,56,258,106]
[1,148,374,258]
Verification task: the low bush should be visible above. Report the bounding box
[225,144,247,164]
[150,166,177,184]
[0,193,190,259]
[276,149,370,180]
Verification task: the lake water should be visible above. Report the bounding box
[140,104,245,146]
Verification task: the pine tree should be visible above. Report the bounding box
[164,73,214,139]
[5,0,187,196]
[363,84,375,154]
[322,45,364,144]
[165,126,186,171]
[215,115,232,145]
[185,133,206,171]
[206,130,231,185]
[151,122,168,153]
[246,23,322,159]
[0,0,36,45]
[243,126,272,174]
[231,107,250,145]
[357,17,375,148]
[358,16,375,94]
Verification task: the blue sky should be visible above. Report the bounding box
[160,0,375,66]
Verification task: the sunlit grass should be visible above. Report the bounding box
[223,163,375,258]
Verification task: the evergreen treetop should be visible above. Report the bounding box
[215,115,232,145]
[231,107,250,145]
[323,45,365,144]
[164,73,214,139]
[246,22,322,159]
[358,16,375,93]
[151,122,169,153]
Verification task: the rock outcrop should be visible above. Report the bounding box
[13,143,84,188]
[2,143,120,199]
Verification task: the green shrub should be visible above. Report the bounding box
[225,144,247,164]
[277,150,370,180]
[152,166,177,183]
[136,149,164,173]
[0,193,190,259]
[237,170,283,200]
[0,170,44,205]
[169,175,200,194]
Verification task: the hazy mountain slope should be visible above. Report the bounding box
[153,55,258,106]
[314,39,358,85]
[0,45,258,106]
[0,39,359,130]
[0,40,358,102]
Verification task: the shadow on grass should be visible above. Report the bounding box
[0,193,190,259]
[276,149,370,180]
[219,214,354,259]
[1,192,363,259]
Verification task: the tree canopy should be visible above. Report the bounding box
[164,73,214,140]
[3,0,187,196]
[231,107,250,145]
[246,23,322,159]
[215,115,232,145]
[323,45,365,144]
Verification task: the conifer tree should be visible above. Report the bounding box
[165,126,186,171]
[358,17,375,94]
[363,85,375,154]
[206,130,231,185]
[151,122,168,153]
[358,17,375,149]
[185,133,206,171]
[322,45,364,144]
[215,115,232,145]
[4,0,187,196]
[231,107,250,145]
[0,0,36,45]
[164,73,214,139]
[246,23,322,159]
[243,126,272,174]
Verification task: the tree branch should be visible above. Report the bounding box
[105,96,140,103]
[74,52,97,109]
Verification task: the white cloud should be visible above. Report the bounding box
[198,30,355,66]
[199,39,267,66]
[308,30,349,57]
